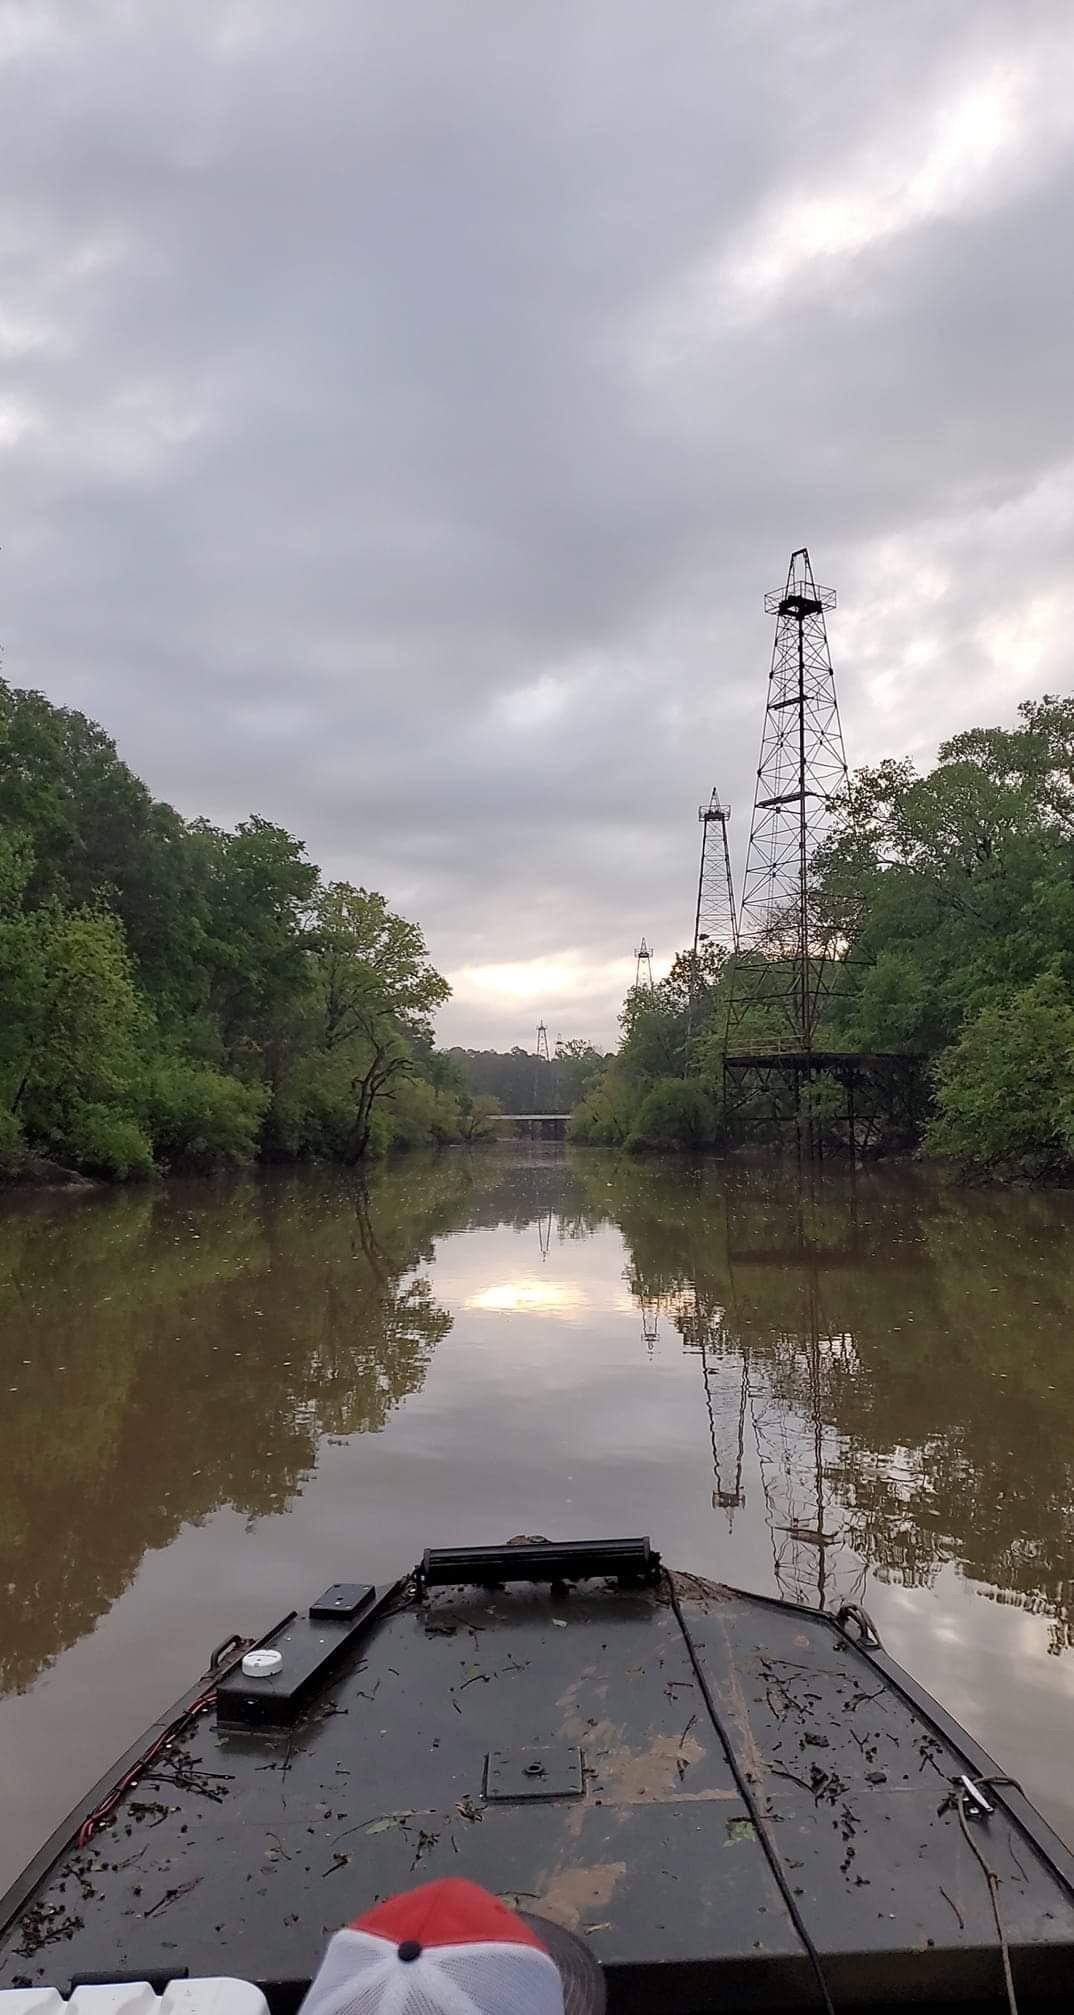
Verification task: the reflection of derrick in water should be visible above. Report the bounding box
[747,1312,861,1610]
[679,1287,749,1528]
[728,1183,866,1611]
[622,1265,661,1354]
[703,1332,750,1525]
[537,1208,553,1262]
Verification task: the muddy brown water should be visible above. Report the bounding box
[2,1146,1074,1892]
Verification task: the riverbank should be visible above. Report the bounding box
[0,1152,97,1190]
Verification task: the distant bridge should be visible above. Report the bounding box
[494,1112,569,1138]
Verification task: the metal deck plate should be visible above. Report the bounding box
[485,1745,583,1801]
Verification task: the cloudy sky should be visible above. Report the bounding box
[5,1,1074,1048]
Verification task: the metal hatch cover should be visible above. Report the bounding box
[485,1745,584,1802]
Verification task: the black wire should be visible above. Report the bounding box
[955,1787,1019,2015]
[664,1569,837,2015]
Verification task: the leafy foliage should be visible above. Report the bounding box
[0,679,458,1178]
[458,1093,503,1141]
[811,694,1074,1174]
[627,1077,718,1151]
[927,976,1074,1178]
[142,1062,270,1171]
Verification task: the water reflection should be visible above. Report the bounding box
[605,1158,1074,1650]
[0,1168,456,1694]
[4,1148,1074,1714]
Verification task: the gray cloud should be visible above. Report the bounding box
[4,0,1074,1046]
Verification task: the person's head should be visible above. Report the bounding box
[301,1876,606,2015]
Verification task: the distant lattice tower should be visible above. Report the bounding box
[533,1021,551,1109]
[729,548,848,1052]
[693,789,739,965]
[634,936,655,991]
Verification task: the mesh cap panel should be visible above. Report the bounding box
[301,1929,564,2015]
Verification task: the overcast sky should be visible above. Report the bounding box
[5,1,1074,1048]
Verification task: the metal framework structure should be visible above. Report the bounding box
[724,1048,924,1153]
[692,789,739,965]
[713,548,925,1153]
[634,937,655,991]
[727,548,848,1053]
[533,1021,552,1110]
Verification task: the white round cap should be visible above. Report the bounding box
[241,1647,283,1679]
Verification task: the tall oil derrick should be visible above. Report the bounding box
[533,1021,551,1110]
[634,937,655,991]
[686,789,738,1063]
[727,548,848,1054]
[692,790,739,967]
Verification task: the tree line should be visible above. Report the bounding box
[571,693,1074,1180]
[0,679,491,1179]
[446,1039,607,1115]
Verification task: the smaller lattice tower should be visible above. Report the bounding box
[534,1021,552,1109]
[693,789,739,968]
[634,937,655,991]
[728,548,848,1053]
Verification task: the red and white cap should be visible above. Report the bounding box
[300,1877,606,2015]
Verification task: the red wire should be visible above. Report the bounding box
[76,1687,219,1850]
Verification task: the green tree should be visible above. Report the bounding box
[553,1037,605,1109]
[7,902,153,1177]
[303,883,452,1160]
[814,705,1074,1060]
[459,1093,502,1141]
[192,816,318,1066]
[627,1077,718,1151]
[568,1072,636,1146]
[927,974,1074,1178]
[0,679,467,1177]
[141,1060,269,1170]
[0,680,211,1009]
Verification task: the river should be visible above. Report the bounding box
[2,1146,1074,1888]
